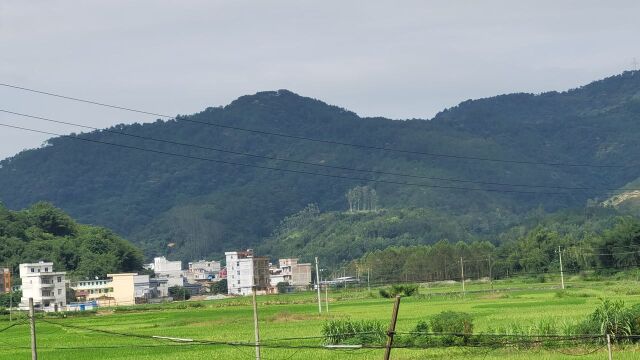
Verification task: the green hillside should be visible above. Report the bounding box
[1,71,640,261]
[0,202,143,278]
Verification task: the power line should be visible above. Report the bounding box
[0,122,576,196]
[2,109,635,193]
[0,82,631,169]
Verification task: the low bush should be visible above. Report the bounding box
[400,311,474,347]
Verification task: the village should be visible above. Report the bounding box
[10,249,318,312]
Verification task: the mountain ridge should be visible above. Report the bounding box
[1,71,640,262]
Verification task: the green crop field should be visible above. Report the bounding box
[2,275,640,359]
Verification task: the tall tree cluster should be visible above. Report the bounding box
[346,186,378,212]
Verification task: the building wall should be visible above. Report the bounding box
[107,273,136,306]
[154,257,182,272]
[275,259,312,287]
[73,279,113,301]
[134,275,150,299]
[292,263,312,287]
[1,268,10,293]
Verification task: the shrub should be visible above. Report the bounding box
[577,299,640,341]
[322,319,385,345]
[276,282,290,294]
[430,311,474,345]
[168,286,191,301]
[210,279,228,295]
[379,289,391,298]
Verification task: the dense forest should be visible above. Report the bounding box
[1,71,640,262]
[0,202,143,279]
[351,213,640,283]
[262,205,640,282]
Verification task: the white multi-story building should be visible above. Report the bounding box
[19,261,66,312]
[225,250,270,296]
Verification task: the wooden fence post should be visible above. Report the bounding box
[383,295,401,360]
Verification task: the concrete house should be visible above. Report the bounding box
[106,273,150,305]
[72,279,114,305]
[269,258,312,291]
[187,260,221,283]
[152,257,185,288]
[19,261,66,312]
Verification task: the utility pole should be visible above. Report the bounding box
[8,269,12,322]
[460,257,465,295]
[558,246,565,290]
[488,255,493,291]
[367,268,370,293]
[324,284,329,313]
[315,257,322,314]
[383,296,401,360]
[251,286,261,360]
[29,298,37,360]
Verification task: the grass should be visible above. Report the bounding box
[1,276,640,359]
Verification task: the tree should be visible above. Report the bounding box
[169,286,191,300]
[276,281,290,294]
[211,279,228,295]
[0,291,21,309]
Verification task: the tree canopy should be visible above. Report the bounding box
[0,202,143,279]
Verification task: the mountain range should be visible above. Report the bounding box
[1,71,640,262]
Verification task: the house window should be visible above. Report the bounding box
[58,289,62,295]
[31,268,35,273]
[57,276,62,282]
[237,280,240,284]
[237,271,240,275]
[45,267,49,272]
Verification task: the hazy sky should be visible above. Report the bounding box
[1,1,639,159]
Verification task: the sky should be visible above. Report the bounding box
[1,0,639,160]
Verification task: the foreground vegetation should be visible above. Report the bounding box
[2,275,640,359]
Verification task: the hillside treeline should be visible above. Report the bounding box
[353,215,640,283]
[0,202,143,279]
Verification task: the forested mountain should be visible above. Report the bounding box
[1,71,640,262]
[0,202,143,278]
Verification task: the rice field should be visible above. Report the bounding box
[1,275,640,359]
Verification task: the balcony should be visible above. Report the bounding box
[41,293,56,300]
[41,282,55,288]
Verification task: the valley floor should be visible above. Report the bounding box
[2,275,640,359]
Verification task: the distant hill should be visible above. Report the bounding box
[1,71,640,261]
